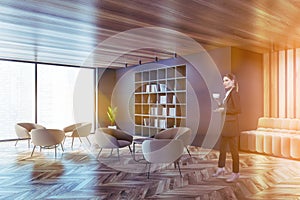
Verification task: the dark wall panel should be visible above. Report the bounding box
[231,47,263,131]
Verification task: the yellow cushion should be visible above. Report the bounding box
[280,118,290,129]
[289,119,299,130]
[257,117,273,128]
[273,118,282,129]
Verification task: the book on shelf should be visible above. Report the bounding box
[160,95,167,104]
[144,118,150,126]
[146,85,150,93]
[162,107,167,116]
[151,84,157,92]
[172,95,176,104]
[147,95,150,103]
[169,107,176,116]
[159,84,167,92]
[154,119,158,127]
[150,107,158,115]
[159,119,166,128]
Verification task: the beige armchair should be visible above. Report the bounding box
[154,127,192,156]
[30,129,65,157]
[94,128,133,159]
[15,122,46,147]
[63,122,92,148]
[142,139,184,178]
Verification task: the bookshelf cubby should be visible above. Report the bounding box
[134,65,187,137]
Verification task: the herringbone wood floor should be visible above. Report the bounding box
[1,135,300,199]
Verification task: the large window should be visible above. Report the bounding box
[0,61,95,141]
[0,61,35,140]
[37,65,95,130]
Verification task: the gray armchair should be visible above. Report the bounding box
[94,128,133,159]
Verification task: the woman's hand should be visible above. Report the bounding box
[214,107,225,112]
[213,98,221,106]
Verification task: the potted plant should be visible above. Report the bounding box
[107,106,117,129]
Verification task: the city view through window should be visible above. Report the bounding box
[0,61,95,140]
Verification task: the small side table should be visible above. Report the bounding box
[132,137,154,162]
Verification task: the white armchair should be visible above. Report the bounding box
[142,139,184,178]
[15,122,46,147]
[154,127,192,156]
[63,122,92,148]
[30,129,65,157]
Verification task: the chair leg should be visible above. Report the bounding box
[186,147,191,157]
[147,163,151,179]
[31,145,36,157]
[132,143,136,160]
[55,145,57,158]
[61,143,64,152]
[15,139,19,146]
[176,161,182,177]
[128,145,132,153]
[97,148,102,159]
[117,148,120,161]
[27,139,30,148]
[110,148,113,156]
[71,137,74,149]
[78,137,82,143]
[63,136,66,145]
[86,137,91,145]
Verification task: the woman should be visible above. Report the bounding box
[212,73,241,182]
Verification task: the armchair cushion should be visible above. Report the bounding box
[95,128,133,159]
[118,140,132,148]
[95,128,133,148]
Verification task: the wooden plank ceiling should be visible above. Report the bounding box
[1,0,300,68]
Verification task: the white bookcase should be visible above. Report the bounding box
[134,65,187,137]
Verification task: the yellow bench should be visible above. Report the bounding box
[240,117,300,158]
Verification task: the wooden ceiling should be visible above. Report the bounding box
[1,0,300,68]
